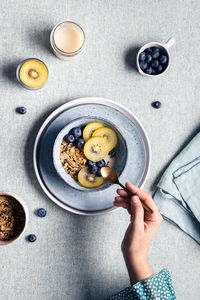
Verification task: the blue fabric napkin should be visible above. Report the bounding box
[154,133,200,244]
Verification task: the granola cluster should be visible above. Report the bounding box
[0,195,25,241]
[60,140,87,180]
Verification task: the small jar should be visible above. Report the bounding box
[50,21,85,60]
[16,58,48,90]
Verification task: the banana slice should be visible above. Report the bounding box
[83,122,104,141]
[92,127,118,151]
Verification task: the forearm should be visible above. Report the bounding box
[123,254,153,285]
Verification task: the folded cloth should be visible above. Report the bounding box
[154,132,200,244]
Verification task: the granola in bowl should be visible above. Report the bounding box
[58,121,118,189]
[60,141,87,181]
[53,116,127,191]
[0,194,26,244]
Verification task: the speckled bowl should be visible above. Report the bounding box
[0,193,28,246]
[53,116,128,191]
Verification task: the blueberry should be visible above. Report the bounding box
[159,55,168,64]
[28,234,36,243]
[151,59,159,68]
[152,101,161,109]
[151,68,156,75]
[109,148,115,156]
[145,67,153,75]
[139,61,147,70]
[65,134,75,143]
[151,47,159,52]
[139,52,146,61]
[74,138,84,148]
[89,165,98,175]
[96,167,102,177]
[157,65,163,73]
[37,208,47,218]
[17,106,27,114]
[96,160,105,168]
[70,127,82,138]
[152,49,160,59]
[87,160,96,167]
[145,48,152,54]
[145,54,152,63]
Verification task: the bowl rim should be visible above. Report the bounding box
[52,116,128,192]
[0,192,28,246]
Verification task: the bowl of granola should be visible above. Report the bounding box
[0,193,28,245]
[53,116,128,191]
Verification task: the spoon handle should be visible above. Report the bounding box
[118,182,153,214]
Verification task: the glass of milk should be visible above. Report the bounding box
[50,21,85,60]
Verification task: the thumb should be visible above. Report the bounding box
[130,196,144,229]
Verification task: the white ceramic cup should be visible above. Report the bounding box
[136,37,175,77]
[0,193,28,246]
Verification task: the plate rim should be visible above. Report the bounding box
[33,97,151,215]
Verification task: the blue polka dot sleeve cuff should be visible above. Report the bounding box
[108,269,176,299]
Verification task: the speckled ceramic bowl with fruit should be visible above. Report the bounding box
[53,116,128,191]
[136,37,175,77]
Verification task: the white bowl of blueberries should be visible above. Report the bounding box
[137,38,175,77]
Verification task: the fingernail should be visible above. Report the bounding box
[132,196,140,203]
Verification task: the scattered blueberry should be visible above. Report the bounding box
[28,234,37,243]
[152,49,160,59]
[70,127,82,138]
[145,54,152,63]
[37,208,47,218]
[96,160,105,168]
[139,61,147,70]
[152,101,161,109]
[87,160,96,167]
[145,67,153,75]
[151,59,159,68]
[139,52,146,61]
[157,65,163,73]
[17,106,27,114]
[65,134,75,143]
[109,148,115,156]
[151,68,156,75]
[96,167,102,177]
[74,138,85,148]
[89,165,98,175]
[159,55,168,64]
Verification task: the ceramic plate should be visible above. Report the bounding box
[33,97,151,215]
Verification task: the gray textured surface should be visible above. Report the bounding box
[0,0,200,299]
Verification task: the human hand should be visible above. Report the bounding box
[114,182,163,284]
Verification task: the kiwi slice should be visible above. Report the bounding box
[78,167,104,188]
[92,127,118,151]
[83,122,104,141]
[84,137,110,162]
[19,60,48,88]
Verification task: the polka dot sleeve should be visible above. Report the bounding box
[108,269,176,299]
